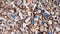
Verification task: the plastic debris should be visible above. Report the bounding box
[48,32,51,34]
[45,13,49,18]
[12,15,16,19]
[34,15,38,18]
[32,20,35,25]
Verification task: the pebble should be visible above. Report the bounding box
[19,12,24,19]
[40,25,44,32]
[55,27,60,32]
[59,4,60,6]
[25,17,30,23]
[48,20,52,25]
[23,23,26,28]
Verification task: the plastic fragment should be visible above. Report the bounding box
[34,15,38,18]
[45,13,49,18]
[32,20,35,25]
[12,15,16,19]
[48,32,51,34]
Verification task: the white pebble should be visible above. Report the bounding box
[48,20,52,25]
[38,10,41,13]
[23,23,26,28]
[55,27,60,32]
[19,12,24,19]
[59,4,60,6]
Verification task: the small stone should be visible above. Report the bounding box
[43,32,47,34]
[55,27,60,32]
[23,23,26,28]
[59,4,60,6]
[48,20,52,25]
[17,0,22,6]
[40,25,44,32]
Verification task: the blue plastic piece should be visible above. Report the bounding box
[34,15,37,18]
[45,13,49,18]
[12,15,16,19]
[32,20,35,25]
[48,32,51,34]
